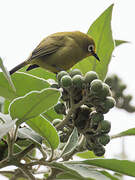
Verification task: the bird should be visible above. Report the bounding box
[9,31,100,75]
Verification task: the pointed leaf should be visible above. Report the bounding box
[111,128,135,139]
[18,127,42,145]
[73,4,114,80]
[100,171,120,180]
[0,57,16,92]
[52,162,109,180]
[27,115,59,149]
[9,88,60,125]
[80,159,135,177]
[61,127,78,157]
[0,72,50,100]
[115,40,129,47]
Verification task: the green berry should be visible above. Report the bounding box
[52,119,62,126]
[69,69,82,77]
[54,102,66,115]
[72,75,83,89]
[90,79,103,93]
[93,144,105,156]
[57,71,69,81]
[100,120,111,133]
[98,134,110,146]
[104,97,116,109]
[60,75,72,88]
[91,111,104,125]
[99,83,111,98]
[84,71,98,84]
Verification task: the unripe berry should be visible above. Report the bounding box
[54,102,66,115]
[60,75,72,88]
[98,134,110,146]
[84,71,98,84]
[57,71,69,81]
[100,120,111,133]
[99,83,111,99]
[104,97,116,109]
[90,111,104,126]
[69,69,82,77]
[93,144,105,156]
[72,75,83,89]
[90,79,103,93]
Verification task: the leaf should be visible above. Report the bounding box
[76,150,103,159]
[52,162,109,180]
[0,113,17,138]
[0,57,16,92]
[56,172,83,180]
[0,72,50,100]
[100,171,120,180]
[42,107,63,122]
[73,4,114,80]
[9,88,60,125]
[115,40,129,47]
[111,128,135,139]
[18,127,42,145]
[20,66,56,80]
[61,127,78,157]
[27,115,59,149]
[80,159,135,177]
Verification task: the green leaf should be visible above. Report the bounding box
[100,171,120,180]
[27,115,59,149]
[80,159,135,177]
[9,88,60,125]
[0,72,50,100]
[56,172,83,180]
[61,127,78,157]
[76,150,103,159]
[0,57,16,92]
[18,127,42,145]
[115,40,129,47]
[42,107,63,122]
[73,4,114,80]
[111,128,135,139]
[20,66,56,80]
[52,162,109,180]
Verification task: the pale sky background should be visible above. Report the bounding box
[0,0,135,179]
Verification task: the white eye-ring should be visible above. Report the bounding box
[88,44,94,52]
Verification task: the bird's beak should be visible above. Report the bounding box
[92,51,100,61]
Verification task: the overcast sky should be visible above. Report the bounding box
[0,0,135,179]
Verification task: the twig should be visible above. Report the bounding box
[56,96,87,130]
[47,149,54,162]
[14,143,35,160]
[17,163,36,180]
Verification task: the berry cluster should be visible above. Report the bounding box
[105,75,135,113]
[52,69,115,156]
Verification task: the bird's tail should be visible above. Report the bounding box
[9,61,28,75]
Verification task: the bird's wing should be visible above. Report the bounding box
[30,35,65,60]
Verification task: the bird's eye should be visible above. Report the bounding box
[88,44,94,52]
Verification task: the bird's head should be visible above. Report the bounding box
[85,34,100,61]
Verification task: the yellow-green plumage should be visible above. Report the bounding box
[10,31,99,75]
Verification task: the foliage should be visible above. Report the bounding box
[0,4,133,180]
